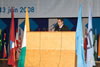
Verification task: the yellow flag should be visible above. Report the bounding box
[25,8,30,32]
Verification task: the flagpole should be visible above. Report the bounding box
[12,6,16,67]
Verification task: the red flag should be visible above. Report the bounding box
[3,33,7,58]
[8,7,17,67]
[18,36,21,54]
[18,29,22,56]
[84,29,87,62]
[15,29,18,59]
[3,45,7,58]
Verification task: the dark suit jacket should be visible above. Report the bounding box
[54,25,69,31]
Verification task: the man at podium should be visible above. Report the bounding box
[54,18,69,31]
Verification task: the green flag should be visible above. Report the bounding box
[0,29,2,51]
[18,8,28,67]
[94,29,97,60]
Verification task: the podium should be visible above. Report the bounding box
[25,32,76,67]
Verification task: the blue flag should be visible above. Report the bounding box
[87,8,95,67]
[76,5,86,67]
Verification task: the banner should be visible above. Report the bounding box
[0,0,37,18]
[0,0,100,18]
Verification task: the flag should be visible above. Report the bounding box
[3,45,7,58]
[18,8,30,67]
[98,34,100,58]
[18,28,22,58]
[0,29,2,51]
[15,29,18,59]
[3,33,7,58]
[76,5,86,67]
[84,29,87,62]
[87,8,95,67]
[94,29,97,60]
[8,7,16,67]
[25,8,30,32]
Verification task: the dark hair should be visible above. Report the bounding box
[57,18,63,22]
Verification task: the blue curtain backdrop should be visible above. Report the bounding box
[0,18,18,58]
[19,18,48,31]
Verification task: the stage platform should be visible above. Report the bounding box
[0,59,100,67]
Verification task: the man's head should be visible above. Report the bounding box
[57,18,64,27]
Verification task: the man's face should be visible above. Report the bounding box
[57,19,63,27]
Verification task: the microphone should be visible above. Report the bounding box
[49,23,56,31]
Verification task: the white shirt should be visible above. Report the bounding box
[59,24,64,28]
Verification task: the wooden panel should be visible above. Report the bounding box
[40,50,60,67]
[41,32,61,49]
[62,32,75,50]
[60,32,76,67]
[25,32,76,67]
[40,32,61,67]
[59,50,75,67]
[26,32,40,49]
[25,32,40,67]
[25,49,40,67]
